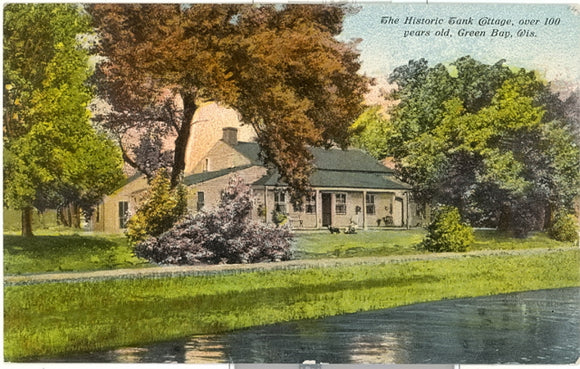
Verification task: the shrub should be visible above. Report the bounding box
[548,210,579,242]
[421,205,474,252]
[134,175,293,265]
[126,169,188,244]
[271,210,288,227]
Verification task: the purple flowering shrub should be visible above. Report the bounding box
[134,175,293,265]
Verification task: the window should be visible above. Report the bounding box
[118,201,129,229]
[293,192,316,213]
[197,191,205,211]
[203,158,210,172]
[274,191,287,214]
[335,193,347,215]
[366,193,376,215]
[292,200,303,213]
[305,192,316,214]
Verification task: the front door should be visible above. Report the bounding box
[395,197,404,226]
[322,193,332,227]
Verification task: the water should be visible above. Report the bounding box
[55,287,580,364]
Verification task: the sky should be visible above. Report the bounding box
[338,3,580,85]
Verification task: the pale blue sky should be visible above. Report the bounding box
[338,3,580,84]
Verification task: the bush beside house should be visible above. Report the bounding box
[134,175,293,265]
[421,205,474,252]
[126,169,188,244]
[549,210,579,243]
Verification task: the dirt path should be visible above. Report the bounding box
[4,246,578,286]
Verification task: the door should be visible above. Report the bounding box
[395,197,404,226]
[322,193,332,227]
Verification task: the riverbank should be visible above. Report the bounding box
[5,247,579,362]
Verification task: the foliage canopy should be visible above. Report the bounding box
[88,4,369,201]
[384,56,580,237]
[3,4,124,235]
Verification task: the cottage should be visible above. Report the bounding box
[185,128,426,230]
[92,125,427,233]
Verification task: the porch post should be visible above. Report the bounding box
[264,187,269,223]
[330,193,335,227]
[315,189,320,229]
[406,191,410,229]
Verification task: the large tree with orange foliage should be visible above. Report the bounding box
[88,4,369,198]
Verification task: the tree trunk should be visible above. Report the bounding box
[544,204,554,230]
[171,91,197,187]
[71,203,81,229]
[21,206,34,237]
[497,203,511,232]
[58,206,69,227]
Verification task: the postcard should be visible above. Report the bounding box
[3,1,579,367]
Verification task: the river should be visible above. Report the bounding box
[52,287,580,364]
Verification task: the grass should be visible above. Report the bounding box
[3,233,150,275]
[4,248,579,361]
[293,229,427,259]
[4,229,575,275]
[469,229,572,250]
[293,229,570,259]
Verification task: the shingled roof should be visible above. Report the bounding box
[254,169,409,190]
[184,165,254,186]
[225,142,409,190]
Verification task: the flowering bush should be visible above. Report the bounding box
[134,175,293,264]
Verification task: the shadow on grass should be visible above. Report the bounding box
[3,234,149,274]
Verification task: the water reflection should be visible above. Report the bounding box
[348,332,410,363]
[54,287,580,364]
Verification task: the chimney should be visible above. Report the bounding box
[222,127,238,146]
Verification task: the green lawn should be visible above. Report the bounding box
[3,233,150,275]
[292,228,570,259]
[293,229,427,259]
[5,249,579,361]
[4,229,575,275]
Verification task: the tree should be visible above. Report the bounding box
[126,168,188,244]
[349,106,393,159]
[3,4,124,236]
[134,175,293,265]
[88,4,368,200]
[386,56,580,237]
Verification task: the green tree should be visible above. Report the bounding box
[386,56,580,237]
[349,106,393,159]
[126,169,188,244]
[88,4,368,200]
[3,4,124,236]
